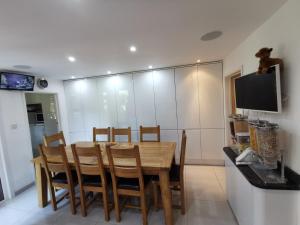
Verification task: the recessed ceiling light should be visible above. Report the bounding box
[130,46,137,52]
[13,65,32,69]
[71,76,76,79]
[201,31,223,41]
[107,70,112,74]
[197,59,201,63]
[68,56,76,62]
[148,65,153,69]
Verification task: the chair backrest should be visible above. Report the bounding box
[139,125,160,142]
[112,127,131,143]
[179,130,187,181]
[71,144,108,187]
[43,131,66,147]
[93,127,111,142]
[106,144,144,190]
[38,144,72,184]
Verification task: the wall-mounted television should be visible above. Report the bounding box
[0,72,35,91]
[235,65,282,113]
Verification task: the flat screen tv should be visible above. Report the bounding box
[235,65,282,113]
[0,72,35,91]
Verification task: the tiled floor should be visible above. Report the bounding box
[0,166,238,225]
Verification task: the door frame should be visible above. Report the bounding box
[24,92,63,153]
[224,69,242,146]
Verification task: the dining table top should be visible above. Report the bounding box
[32,141,176,170]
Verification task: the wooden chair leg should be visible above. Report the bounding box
[180,183,185,215]
[49,185,57,211]
[103,190,110,221]
[79,189,87,217]
[113,188,121,222]
[69,186,76,215]
[141,193,148,225]
[153,182,159,211]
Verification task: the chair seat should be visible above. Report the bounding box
[117,176,152,190]
[52,171,78,184]
[81,172,111,187]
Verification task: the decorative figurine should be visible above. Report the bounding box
[255,48,284,74]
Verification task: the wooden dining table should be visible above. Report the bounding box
[32,141,176,225]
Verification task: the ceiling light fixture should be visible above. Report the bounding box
[130,46,137,52]
[197,59,201,63]
[201,31,223,41]
[148,65,153,69]
[107,70,112,74]
[68,56,76,62]
[13,65,32,69]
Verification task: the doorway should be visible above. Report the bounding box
[25,93,60,157]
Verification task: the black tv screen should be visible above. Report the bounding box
[0,72,35,91]
[235,65,281,113]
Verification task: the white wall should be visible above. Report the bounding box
[0,77,69,195]
[64,63,225,164]
[223,0,300,173]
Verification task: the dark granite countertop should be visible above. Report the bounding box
[223,147,300,190]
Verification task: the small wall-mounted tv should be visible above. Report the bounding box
[235,65,282,113]
[0,72,35,91]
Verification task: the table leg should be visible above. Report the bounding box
[34,162,48,208]
[159,169,173,225]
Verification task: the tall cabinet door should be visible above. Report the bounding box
[64,80,86,142]
[81,78,101,140]
[175,66,200,129]
[153,69,177,130]
[133,71,156,127]
[114,74,137,130]
[175,66,201,163]
[198,63,225,161]
[198,63,224,128]
[97,76,118,128]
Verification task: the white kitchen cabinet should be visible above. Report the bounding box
[97,76,118,128]
[153,69,177,129]
[133,71,156,127]
[160,129,179,159]
[80,78,101,132]
[64,80,85,133]
[175,66,200,129]
[114,74,137,130]
[198,63,224,129]
[201,129,225,161]
[181,129,201,164]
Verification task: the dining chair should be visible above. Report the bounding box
[111,127,131,143]
[38,144,77,214]
[43,131,66,147]
[106,144,152,225]
[71,144,110,221]
[139,125,160,142]
[153,129,187,214]
[93,127,111,142]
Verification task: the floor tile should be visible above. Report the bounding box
[0,166,237,225]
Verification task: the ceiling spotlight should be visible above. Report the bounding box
[68,56,76,62]
[71,76,76,79]
[148,65,153,69]
[13,65,32,69]
[130,46,137,52]
[107,70,112,74]
[201,31,223,41]
[197,59,201,63]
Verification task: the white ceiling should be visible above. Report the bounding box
[0,0,287,79]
